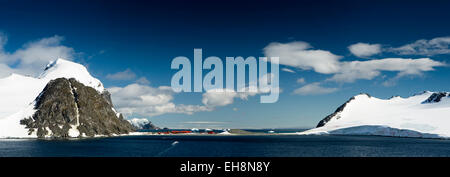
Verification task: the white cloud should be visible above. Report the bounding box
[135,76,150,85]
[348,43,381,57]
[264,41,342,74]
[389,36,450,56]
[201,88,278,107]
[202,74,281,107]
[293,82,338,95]
[296,78,305,84]
[328,58,445,83]
[202,89,238,107]
[281,68,295,73]
[108,83,211,117]
[106,68,136,80]
[0,34,75,77]
[264,41,445,84]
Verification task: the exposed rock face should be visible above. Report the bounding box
[20,78,135,138]
[422,92,449,103]
[141,122,159,130]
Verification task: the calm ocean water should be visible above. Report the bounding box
[1,135,450,157]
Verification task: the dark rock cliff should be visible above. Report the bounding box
[20,78,135,138]
[422,92,449,103]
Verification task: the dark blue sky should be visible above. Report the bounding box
[1,0,449,128]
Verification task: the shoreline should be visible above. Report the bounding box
[1,133,449,141]
[0,131,301,140]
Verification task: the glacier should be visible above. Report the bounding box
[299,92,450,138]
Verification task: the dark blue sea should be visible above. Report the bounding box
[2,134,450,157]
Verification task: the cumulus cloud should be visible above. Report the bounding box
[264,41,342,74]
[201,73,281,107]
[201,88,265,107]
[0,34,75,77]
[264,41,445,84]
[328,58,444,83]
[202,89,238,107]
[106,68,136,80]
[109,83,211,117]
[293,82,338,95]
[389,36,450,56]
[348,43,381,57]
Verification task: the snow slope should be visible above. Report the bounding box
[128,118,150,129]
[0,58,105,138]
[299,92,450,138]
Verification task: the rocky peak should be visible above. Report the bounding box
[422,92,449,103]
[20,78,135,138]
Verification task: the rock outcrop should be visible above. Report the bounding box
[20,78,135,138]
[422,92,449,103]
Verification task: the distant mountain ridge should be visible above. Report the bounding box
[129,118,159,130]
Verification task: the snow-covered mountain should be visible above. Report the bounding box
[128,118,159,130]
[0,59,104,119]
[0,58,133,138]
[299,92,450,138]
[129,118,150,129]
